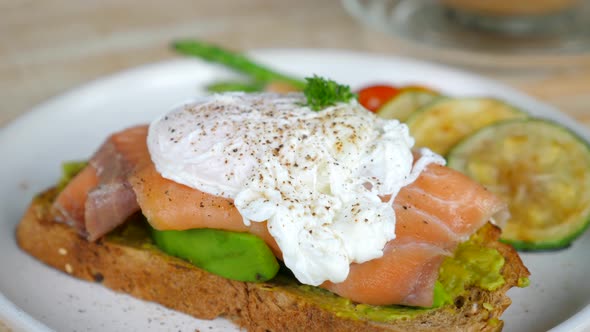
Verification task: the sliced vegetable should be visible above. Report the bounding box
[447,119,590,250]
[406,97,527,155]
[151,227,280,282]
[357,85,400,112]
[376,89,439,121]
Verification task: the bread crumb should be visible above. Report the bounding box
[58,248,68,255]
[65,263,73,274]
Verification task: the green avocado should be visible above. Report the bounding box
[150,227,280,282]
[437,234,506,304]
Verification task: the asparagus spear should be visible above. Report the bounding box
[173,40,355,110]
[173,40,306,90]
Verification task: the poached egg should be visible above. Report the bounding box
[147,92,443,285]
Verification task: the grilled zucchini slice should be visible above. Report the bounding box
[447,119,590,250]
[407,98,527,155]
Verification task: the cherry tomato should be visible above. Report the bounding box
[357,85,400,112]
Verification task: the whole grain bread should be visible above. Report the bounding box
[16,188,529,332]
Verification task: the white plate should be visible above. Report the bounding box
[1,49,589,332]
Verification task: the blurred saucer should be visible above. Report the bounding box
[342,0,590,69]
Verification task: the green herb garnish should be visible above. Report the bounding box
[303,75,356,111]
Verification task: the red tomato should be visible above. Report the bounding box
[357,85,400,112]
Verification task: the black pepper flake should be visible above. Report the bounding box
[92,272,104,283]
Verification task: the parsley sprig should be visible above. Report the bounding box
[303,75,356,111]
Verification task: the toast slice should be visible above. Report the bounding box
[16,188,530,332]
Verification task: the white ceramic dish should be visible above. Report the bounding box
[1,49,589,332]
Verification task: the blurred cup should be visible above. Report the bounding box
[440,0,581,35]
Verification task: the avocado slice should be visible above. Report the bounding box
[151,227,280,282]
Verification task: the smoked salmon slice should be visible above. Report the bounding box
[323,242,448,306]
[53,126,148,240]
[53,126,507,307]
[323,163,507,306]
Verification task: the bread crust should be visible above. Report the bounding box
[16,189,529,332]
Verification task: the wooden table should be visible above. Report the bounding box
[2,0,589,129]
[1,1,590,330]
